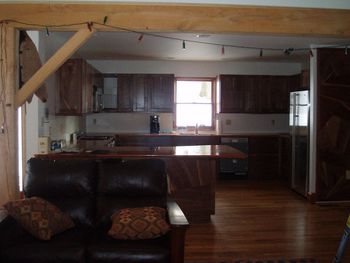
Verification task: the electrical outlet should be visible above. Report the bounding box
[346,170,350,180]
[225,119,231,125]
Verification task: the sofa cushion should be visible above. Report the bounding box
[0,227,86,263]
[97,159,167,227]
[108,207,169,240]
[87,230,170,263]
[25,158,97,227]
[4,197,74,240]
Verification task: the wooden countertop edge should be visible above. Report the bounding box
[35,145,247,159]
[35,153,246,159]
[82,133,289,138]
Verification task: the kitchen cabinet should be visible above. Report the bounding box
[279,135,292,183]
[133,75,148,112]
[220,75,246,113]
[56,59,101,115]
[248,136,279,179]
[116,134,220,146]
[148,74,174,112]
[104,74,174,113]
[219,74,298,114]
[116,74,133,112]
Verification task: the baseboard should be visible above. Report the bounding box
[307,192,317,203]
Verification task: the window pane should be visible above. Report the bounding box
[176,81,211,103]
[176,104,212,127]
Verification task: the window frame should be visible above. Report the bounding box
[174,77,216,131]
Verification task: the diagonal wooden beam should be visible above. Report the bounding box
[15,27,95,108]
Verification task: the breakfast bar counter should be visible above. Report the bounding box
[36,145,246,223]
[36,145,246,159]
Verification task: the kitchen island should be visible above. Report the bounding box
[36,145,246,223]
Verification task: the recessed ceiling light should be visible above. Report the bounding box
[196,34,211,38]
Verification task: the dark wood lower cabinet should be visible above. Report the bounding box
[165,158,217,223]
[279,135,292,183]
[248,136,280,180]
[117,135,220,147]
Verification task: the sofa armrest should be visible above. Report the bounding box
[0,209,24,250]
[167,201,189,263]
[167,201,189,227]
[0,207,7,223]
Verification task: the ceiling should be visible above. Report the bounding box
[45,31,349,63]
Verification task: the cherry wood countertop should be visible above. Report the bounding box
[35,145,247,159]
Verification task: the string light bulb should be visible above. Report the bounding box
[103,16,108,25]
[259,49,263,57]
[345,46,348,55]
[221,46,225,55]
[138,34,144,43]
[45,27,50,36]
[182,40,186,50]
[87,22,93,32]
[284,48,294,56]
[309,49,314,57]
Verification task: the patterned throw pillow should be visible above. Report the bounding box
[4,197,75,240]
[108,206,170,240]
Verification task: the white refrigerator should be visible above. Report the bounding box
[289,90,310,196]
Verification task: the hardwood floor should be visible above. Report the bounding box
[184,180,350,262]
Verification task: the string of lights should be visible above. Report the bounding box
[0,18,349,57]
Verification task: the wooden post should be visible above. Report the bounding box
[15,27,95,108]
[0,24,19,206]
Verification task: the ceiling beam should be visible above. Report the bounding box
[0,3,350,37]
[15,27,95,108]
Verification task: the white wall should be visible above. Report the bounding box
[87,59,301,134]
[25,31,42,161]
[25,31,82,160]
[2,0,350,10]
[89,60,301,77]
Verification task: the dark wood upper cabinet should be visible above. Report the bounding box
[56,59,100,115]
[116,74,133,112]
[148,74,174,112]
[219,74,299,114]
[220,75,245,113]
[133,75,147,112]
[105,74,174,113]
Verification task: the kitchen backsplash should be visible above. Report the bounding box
[84,112,289,134]
[85,112,173,133]
[217,113,289,134]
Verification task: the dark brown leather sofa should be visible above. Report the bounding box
[0,158,189,263]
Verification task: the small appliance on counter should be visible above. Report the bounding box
[150,115,160,134]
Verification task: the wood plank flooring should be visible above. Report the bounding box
[184,180,350,262]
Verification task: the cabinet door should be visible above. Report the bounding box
[133,75,147,112]
[56,59,82,115]
[287,74,303,92]
[82,61,94,114]
[220,75,245,113]
[148,74,174,112]
[117,75,133,112]
[243,76,259,113]
[257,76,273,113]
[248,136,280,179]
[270,76,289,113]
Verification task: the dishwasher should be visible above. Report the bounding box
[220,137,249,179]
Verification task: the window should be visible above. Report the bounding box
[175,78,215,130]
